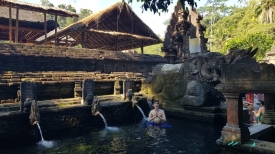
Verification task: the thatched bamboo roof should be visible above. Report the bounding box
[0,6,57,42]
[35,2,162,51]
[0,0,78,17]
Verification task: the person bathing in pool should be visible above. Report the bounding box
[148,100,166,124]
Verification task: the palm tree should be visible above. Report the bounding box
[252,0,275,23]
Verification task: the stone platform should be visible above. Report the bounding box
[217,124,275,154]
[164,106,227,125]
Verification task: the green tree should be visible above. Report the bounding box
[223,33,274,60]
[253,0,275,23]
[40,0,55,20]
[57,4,77,28]
[198,0,236,27]
[124,0,199,14]
[79,9,93,20]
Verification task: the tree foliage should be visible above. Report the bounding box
[202,0,275,60]
[253,0,275,23]
[124,0,199,14]
[57,4,78,28]
[223,33,274,60]
[197,0,237,27]
[40,0,93,29]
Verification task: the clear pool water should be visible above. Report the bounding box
[2,118,222,154]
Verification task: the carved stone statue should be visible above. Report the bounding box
[85,93,94,105]
[91,95,101,116]
[141,48,259,107]
[126,89,134,101]
[29,100,40,125]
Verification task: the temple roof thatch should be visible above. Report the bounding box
[35,2,162,51]
[0,0,78,17]
[0,6,57,42]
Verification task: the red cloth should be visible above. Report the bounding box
[246,93,254,103]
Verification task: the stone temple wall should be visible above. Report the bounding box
[0,103,143,147]
[0,43,166,103]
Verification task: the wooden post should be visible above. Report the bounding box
[9,7,12,43]
[44,12,47,45]
[81,32,85,48]
[116,10,118,51]
[116,37,118,51]
[66,35,68,46]
[54,13,57,46]
[15,8,19,43]
[141,40,144,54]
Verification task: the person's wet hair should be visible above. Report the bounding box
[153,100,159,104]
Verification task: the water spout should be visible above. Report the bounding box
[99,113,108,127]
[29,100,40,125]
[91,96,101,116]
[37,123,44,141]
[136,105,146,119]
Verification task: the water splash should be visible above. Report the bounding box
[36,123,55,148]
[136,105,146,119]
[37,123,44,141]
[37,140,55,148]
[106,126,119,131]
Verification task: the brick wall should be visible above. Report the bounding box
[0,43,166,102]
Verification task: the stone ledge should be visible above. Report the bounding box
[216,138,275,154]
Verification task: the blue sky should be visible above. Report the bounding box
[21,0,241,38]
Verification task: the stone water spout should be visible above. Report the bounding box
[126,89,134,101]
[29,100,40,125]
[131,95,140,108]
[91,96,101,116]
[85,93,94,105]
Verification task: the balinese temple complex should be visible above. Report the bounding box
[0,1,275,154]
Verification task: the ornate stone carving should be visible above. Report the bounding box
[91,95,101,116]
[82,79,94,105]
[162,4,208,63]
[29,100,40,125]
[142,48,259,107]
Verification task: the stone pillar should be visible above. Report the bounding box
[221,93,250,144]
[20,81,36,112]
[123,79,132,100]
[82,79,94,105]
[261,94,275,125]
[114,80,121,95]
[74,81,82,98]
